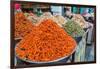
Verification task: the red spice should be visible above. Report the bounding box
[15,12,34,39]
[16,19,77,62]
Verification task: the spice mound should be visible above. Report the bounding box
[15,12,34,39]
[72,14,87,28]
[15,19,77,62]
[63,20,85,37]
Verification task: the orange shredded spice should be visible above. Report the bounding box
[15,12,34,39]
[16,19,77,62]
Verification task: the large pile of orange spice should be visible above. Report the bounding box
[15,12,34,39]
[15,19,77,62]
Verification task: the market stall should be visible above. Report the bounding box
[13,2,95,67]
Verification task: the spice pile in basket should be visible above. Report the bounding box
[72,14,87,28]
[63,20,85,37]
[15,19,77,62]
[15,12,34,39]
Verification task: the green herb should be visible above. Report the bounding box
[63,20,85,37]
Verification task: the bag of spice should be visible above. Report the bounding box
[37,12,66,27]
[71,14,87,28]
[63,20,85,37]
[54,15,67,27]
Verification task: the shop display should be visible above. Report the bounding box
[16,19,77,62]
[11,1,96,68]
[63,20,85,37]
